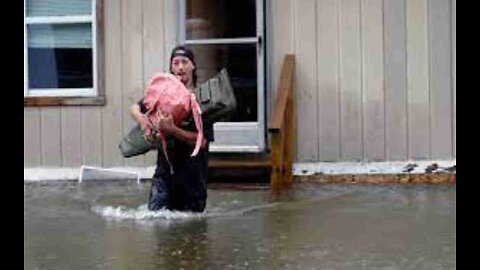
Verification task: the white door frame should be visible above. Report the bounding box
[178,0,266,153]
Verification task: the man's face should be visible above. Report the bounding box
[171,56,194,86]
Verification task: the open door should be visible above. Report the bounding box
[179,0,265,152]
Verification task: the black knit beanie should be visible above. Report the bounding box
[169,45,197,86]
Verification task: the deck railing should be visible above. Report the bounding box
[268,54,295,191]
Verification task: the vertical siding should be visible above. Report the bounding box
[339,0,362,161]
[271,0,295,132]
[81,107,103,166]
[361,0,385,161]
[428,0,452,158]
[25,0,172,169]
[24,0,456,168]
[121,0,145,167]
[406,0,430,159]
[143,0,165,165]
[318,0,340,161]
[24,108,41,166]
[271,0,454,162]
[383,0,407,160]
[452,0,455,157]
[102,0,124,167]
[271,0,297,162]
[40,108,62,166]
[294,0,318,162]
[61,107,82,167]
[163,0,178,72]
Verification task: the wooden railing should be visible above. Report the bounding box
[268,55,295,191]
[208,55,295,190]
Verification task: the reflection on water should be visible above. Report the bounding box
[25,181,456,269]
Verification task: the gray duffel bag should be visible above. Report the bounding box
[119,68,237,158]
[119,123,162,158]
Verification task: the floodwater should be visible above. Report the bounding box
[24,181,455,270]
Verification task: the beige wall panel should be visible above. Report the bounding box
[361,0,385,161]
[407,0,430,159]
[121,0,145,167]
[143,0,166,165]
[61,107,82,167]
[294,0,318,162]
[384,0,408,160]
[452,0,455,157]
[317,0,340,161]
[81,107,103,166]
[428,0,453,158]
[24,108,41,166]
[339,0,362,161]
[24,0,457,167]
[271,0,294,124]
[102,0,124,167]
[164,0,178,71]
[40,108,62,166]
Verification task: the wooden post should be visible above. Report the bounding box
[283,96,295,187]
[268,55,295,191]
[270,130,284,192]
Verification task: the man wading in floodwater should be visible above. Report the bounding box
[130,46,214,212]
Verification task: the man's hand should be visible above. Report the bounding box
[158,112,176,135]
[156,111,207,148]
[130,103,154,140]
[139,114,153,139]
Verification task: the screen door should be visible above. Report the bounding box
[179,0,265,152]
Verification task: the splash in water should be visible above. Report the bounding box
[92,202,279,221]
[92,204,204,220]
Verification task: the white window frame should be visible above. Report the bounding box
[24,0,98,98]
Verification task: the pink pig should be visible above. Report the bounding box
[143,73,203,174]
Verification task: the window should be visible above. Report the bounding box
[24,0,104,106]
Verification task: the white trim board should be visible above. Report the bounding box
[25,15,93,24]
[24,166,157,182]
[185,38,258,45]
[24,160,456,182]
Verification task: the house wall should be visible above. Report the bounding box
[271,0,455,162]
[24,0,178,168]
[24,0,456,168]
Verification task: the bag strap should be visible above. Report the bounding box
[140,113,159,144]
[189,93,204,157]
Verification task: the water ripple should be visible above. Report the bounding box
[91,202,279,221]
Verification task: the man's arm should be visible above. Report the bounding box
[130,103,153,137]
[158,114,207,148]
